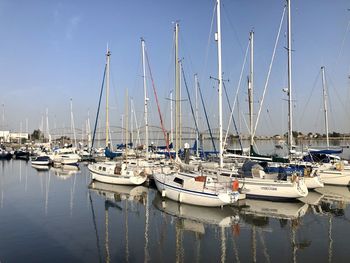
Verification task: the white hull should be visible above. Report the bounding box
[31,160,50,166]
[304,175,324,189]
[154,173,239,207]
[317,169,350,186]
[61,157,80,165]
[237,177,308,200]
[88,163,147,186]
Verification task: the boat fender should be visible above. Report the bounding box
[291,174,299,183]
[179,192,183,203]
[162,190,166,198]
[336,162,344,171]
[232,179,239,191]
[304,167,311,177]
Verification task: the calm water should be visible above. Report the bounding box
[1,160,350,262]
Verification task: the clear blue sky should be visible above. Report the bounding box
[0,0,349,136]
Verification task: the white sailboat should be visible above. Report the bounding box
[197,2,309,200]
[154,171,240,207]
[88,161,147,185]
[154,3,242,207]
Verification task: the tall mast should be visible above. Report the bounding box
[216,0,223,168]
[46,108,51,144]
[287,0,293,153]
[170,90,174,145]
[175,22,180,159]
[195,74,199,157]
[130,98,134,147]
[249,30,254,148]
[321,66,330,148]
[125,89,129,156]
[141,38,149,158]
[105,46,111,148]
[70,98,77,147]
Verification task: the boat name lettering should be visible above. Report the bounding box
[261,186,277,191]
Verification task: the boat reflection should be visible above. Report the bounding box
[238,199,309,221]
[316,185,350,205]
[50,165,80,179]
[31,164,50,172]
[88,181,148,204]
[153,193,240,262]
[88,181,149,263]
[153,193,239,230]
[299,191,324,206]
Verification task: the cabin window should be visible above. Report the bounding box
[103,167,106,171]
[173,177,184,186]
[98,166,102,171]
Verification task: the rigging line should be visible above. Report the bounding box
[180,62,200,137]
[224,39,250,145]
[201,2,217,78]
[91,64,107,153]
[335,20,350,68]
[198,83,217,155]
[222,1,244,54]
[88,191,103,263]
[144,50,171,157]
[222,81,243,151]
[327,71,350,116]
[253,4,286,140]
[178,32,196,80]
[299,68,321,124]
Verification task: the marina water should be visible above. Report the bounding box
[1,143,350,262]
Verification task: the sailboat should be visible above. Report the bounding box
[154,14,241,207]
[192,2,310,200]
[88,48,148,186]
[238,2,321,190]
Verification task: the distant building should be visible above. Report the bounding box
[0,131,10,143]
[0,130,28,143]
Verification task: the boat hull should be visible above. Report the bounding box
[304,175,324,189]
[88,163,147,186]
[317,169,350,186]
[154,173,239,207]
[237,177,308,200]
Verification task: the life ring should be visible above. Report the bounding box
[232,179,239,191]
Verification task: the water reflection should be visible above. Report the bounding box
[153,193,240,263]
[1,161,350,262]
[238,199,309,222]
[153,194,240,229]
[50,165,80,179]
[88,181,149,263]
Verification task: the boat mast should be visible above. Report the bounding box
[130,98,134,148]
[195,74,199,157]
[125,89,129,156]
[287,0,293,154]
[321,66,330,148]
[170,90,174,145]
[175,22,180,159]
[46,108,51,145]
[216,0,223,168]
[70,98,77,147]
[141,38,149,158]
[249,30,254,150]
[105,46,111,148]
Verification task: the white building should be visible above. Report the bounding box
[0,131,10,143]
[0,131,28,143]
